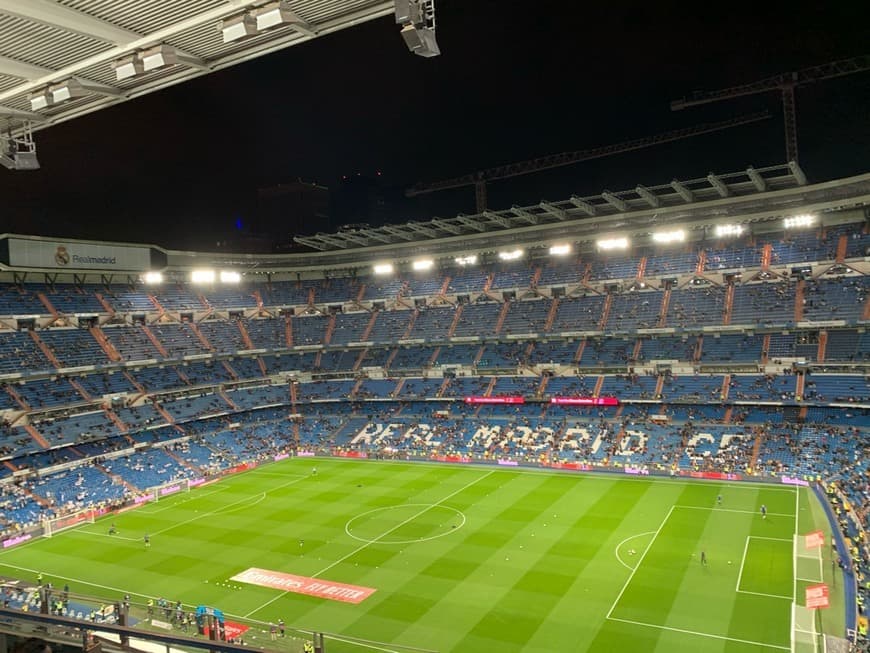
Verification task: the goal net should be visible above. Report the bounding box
[791,603,820,653]
[794,533,824,585]
[43,508,95,538]
[152,479,192,502]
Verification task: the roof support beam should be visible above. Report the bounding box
[431,218,462,235]
[0,55,53,80]
[569,195,597,215]
[635,185,660,208]
[380,225,416,241]
[406,222,438,237]
[789,161,807,185]
[706,173,730,197]
[746,166,767,192]
[511,206,538,224]
[358,229,392,244]
[483,210,511,228]
[0,0,140,44]
[539,201,568,220]
[316,234,349,248]
[669,179,694,203]
[0,105,45,121]
[294,236,329,251]
[456,215,487,232]
[337,232,369,246]
[601,191,628,212]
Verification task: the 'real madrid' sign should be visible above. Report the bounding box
[8,237,152,270]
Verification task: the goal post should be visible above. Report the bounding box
[152,479,192,502]
[43,508,96,538]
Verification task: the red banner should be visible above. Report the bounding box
[231,568,376,604]
[223,622,249,640]
[805,530,825,549]
[806,583,829,609]
[550,397,619,406]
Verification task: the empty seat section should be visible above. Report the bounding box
[501,299,550,334]
[527,340,578,365]
[264,281,312,306]
[367,310,413,343]
[390,346,435,370]
[640,336,697,362]
[551,295,605,332]
[700,334,763,363]
[150,323,210,357]
[76,372,137,397]
[245,318,286,349]
[607,291,662,330]
[644,251,698,277]
[104,324,164,361]
[802,277,868,324]
[452,302,501,337]
[408,305,455,340]
[292,314,328,345]
[730,281,794,326]
[151,285,204,311]
[39,328,108,368]
[14,377,82,408]
[0,330,51,373]
[0,285,48,315]
[579,339,634,366]
[198,321,245,353]
[103,285,154,312]
[668,286,725,327]
[131,366,186,392]
[39,284,105,314]
[490,263,532,290]
[478,342,525,368]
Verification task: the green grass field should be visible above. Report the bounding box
[0,458,845,652]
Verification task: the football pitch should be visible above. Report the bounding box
[0,458,845,652]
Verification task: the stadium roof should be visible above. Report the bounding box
[294,163,810,251]
[0,0,392,135]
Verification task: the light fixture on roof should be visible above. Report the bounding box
[220,270,241,283]
[549,244,571,256]
[412,259,434,271]
[395,0,440,57]
[112,54,144,81]
[454,255,477,266]
[714,224,745,238]
[140,45,179,72]
[652,229,685,244]
[143,272,164,284]
[597,237,629,251]
[29,79,110,111]
[783,214,815,229]
[255,1,314,33]
[498,249,523,261]
[373,263,394,275]
[221,13,257,42]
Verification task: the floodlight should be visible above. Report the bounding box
[0,126,40,171]
[597,237,629,250]
[113,54,144,81]
[191,269,215,283]
[221,14,257,42]
[50,79,87,104]
[254,1,312,32]
[373,263,394,275]
[220,270,241,283]
[143,272,163,284]
[652,230,685,244]
[715,224,744,238]
[549,244,571,256]
[784,214,815,229]
[498,249,523,261]
[412,259,434,271]
[29,90,51,112]
[395,0,440,57]
[454,255,477,266]
[400,25,440,57]
[140,45,178,72]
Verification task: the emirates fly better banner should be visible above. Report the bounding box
[8,237,151,270]
[231,568,376,604]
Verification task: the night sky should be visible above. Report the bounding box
[2,0,869,251]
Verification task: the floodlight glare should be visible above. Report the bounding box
[549,244,571,256]
[652,230,685,244]
[373,263,394,275]
[191,269,215,283]
[498,249,524,261]
[412,259,434,271]
[784,214,815,229]
[715,224,744,238]
[454,255,477,266]
[143,272,163,284]
[597,237,629,250]
[220,270,241,283]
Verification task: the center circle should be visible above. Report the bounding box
[345,504,466,545]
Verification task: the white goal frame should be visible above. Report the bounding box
[43,508,96,538]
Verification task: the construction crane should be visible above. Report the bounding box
[406,112,769,213]
[671,55,870,163]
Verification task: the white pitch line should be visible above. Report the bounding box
[751,536,792,542]
[607,617,789,650]
[67,530,140,542]
[244,470,495,618]
[152,474,307,536]
[674,505,794,517]
[735,536,751,592]
[606,505,674,619]
[614,531,656,571]
[737,589,793,600]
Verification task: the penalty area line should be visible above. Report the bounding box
[607,617,789,650]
